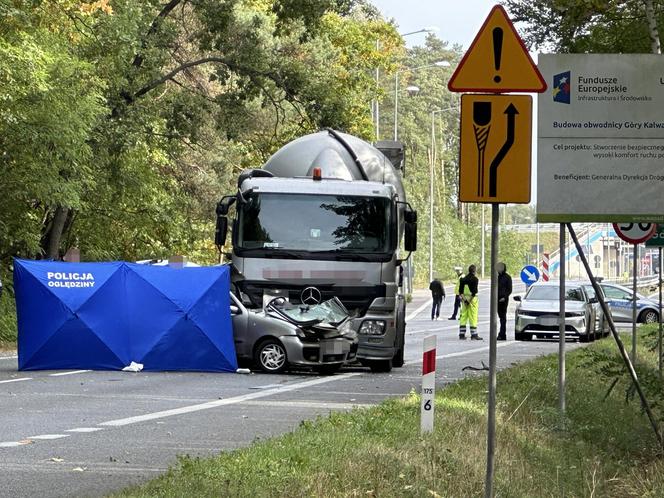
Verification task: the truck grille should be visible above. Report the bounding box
[236,281,386,316]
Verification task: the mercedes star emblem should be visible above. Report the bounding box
[301,286,322,305]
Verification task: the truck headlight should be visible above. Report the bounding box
[359,320,386,335]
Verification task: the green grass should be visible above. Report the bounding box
[0,289,17,348]
[113,328,664,498]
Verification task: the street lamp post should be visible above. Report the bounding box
[429,104,458,283]
[393,61,450,141]
[378,27,439,143]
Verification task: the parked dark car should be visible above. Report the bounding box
[230,293,358,374]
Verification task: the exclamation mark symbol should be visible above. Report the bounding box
[493,27,503,83]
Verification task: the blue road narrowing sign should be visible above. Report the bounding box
[520,265,540,286]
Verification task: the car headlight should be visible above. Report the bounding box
[567,311,585,317]
[359,320,386,335]
[516,309,534,316]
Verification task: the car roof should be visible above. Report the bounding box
[528,281,585,287]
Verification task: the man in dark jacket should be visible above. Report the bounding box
[497,262,512,340]
[429,276,445,320]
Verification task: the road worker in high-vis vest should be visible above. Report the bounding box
[459,264,482,340]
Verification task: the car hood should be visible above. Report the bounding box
[247,308,355,340]
[519,300,587,313]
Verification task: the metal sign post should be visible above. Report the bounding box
[632,243,638,363]
[645,225,664,376]
[559,224,566,417]
[485,203,499,498]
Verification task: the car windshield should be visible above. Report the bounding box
[526,286,585,302]
[270,298,350,326]
[237,192,391,253]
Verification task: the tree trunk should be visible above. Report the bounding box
[644,0,661,54]
[44,205,69,260]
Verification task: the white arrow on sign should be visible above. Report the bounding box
[523,269,538,282]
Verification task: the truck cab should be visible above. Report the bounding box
[215,130,416,372]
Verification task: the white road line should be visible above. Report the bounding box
[240,400,374,410]
[49,370,91,377]
[0,441,28,448]
[0,377,32,384]
[405,299,432,322]
[0,355,18,360]
[27,434,70,441]
[436,341,516,360]
[406,319,492,335]
[66,428,103,433]
[99,372,362,428]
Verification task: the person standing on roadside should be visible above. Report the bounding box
[459,264,482,340]
[497,262,512,340]
[448,266,464,320]
[429,276,445,320]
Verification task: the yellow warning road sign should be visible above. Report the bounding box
[459,94,532,204]
[448,5,546,93]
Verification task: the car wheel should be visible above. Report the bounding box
[639,309,659,324]
[314,364,342,376]
[369,359,393,373]
[255,339,288,373]
[515,332,531,341]
[579,334,590,343]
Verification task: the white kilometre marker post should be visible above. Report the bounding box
[421,335,437,433]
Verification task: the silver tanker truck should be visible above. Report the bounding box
[214,129,417,372]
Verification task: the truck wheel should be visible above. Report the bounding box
[255,339,288,373]
[369,359,393,373]
[392,347,405,368]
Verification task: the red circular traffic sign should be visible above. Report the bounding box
[612,223,657,244]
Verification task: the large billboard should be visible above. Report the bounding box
[537,54,664,222]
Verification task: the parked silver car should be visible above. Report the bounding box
[600,283,660,324]
[230,293,358,374]
[514,281,598,342]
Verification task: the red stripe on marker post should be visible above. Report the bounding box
[422,349,436,375]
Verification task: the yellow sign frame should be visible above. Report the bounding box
[459,94,532,204]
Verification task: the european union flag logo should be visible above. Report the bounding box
[553,71,571,104]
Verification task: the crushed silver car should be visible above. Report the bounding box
[230,294,358,374]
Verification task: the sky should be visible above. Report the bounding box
[370,0,498,49]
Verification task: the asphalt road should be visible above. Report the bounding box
[0,281,583,498]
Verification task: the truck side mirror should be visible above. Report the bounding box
[215,196,237,247]
[405,221,417,252]
[404,209,417,224]
[215,215,228,247]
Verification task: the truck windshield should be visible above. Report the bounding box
[237,193,391,253]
